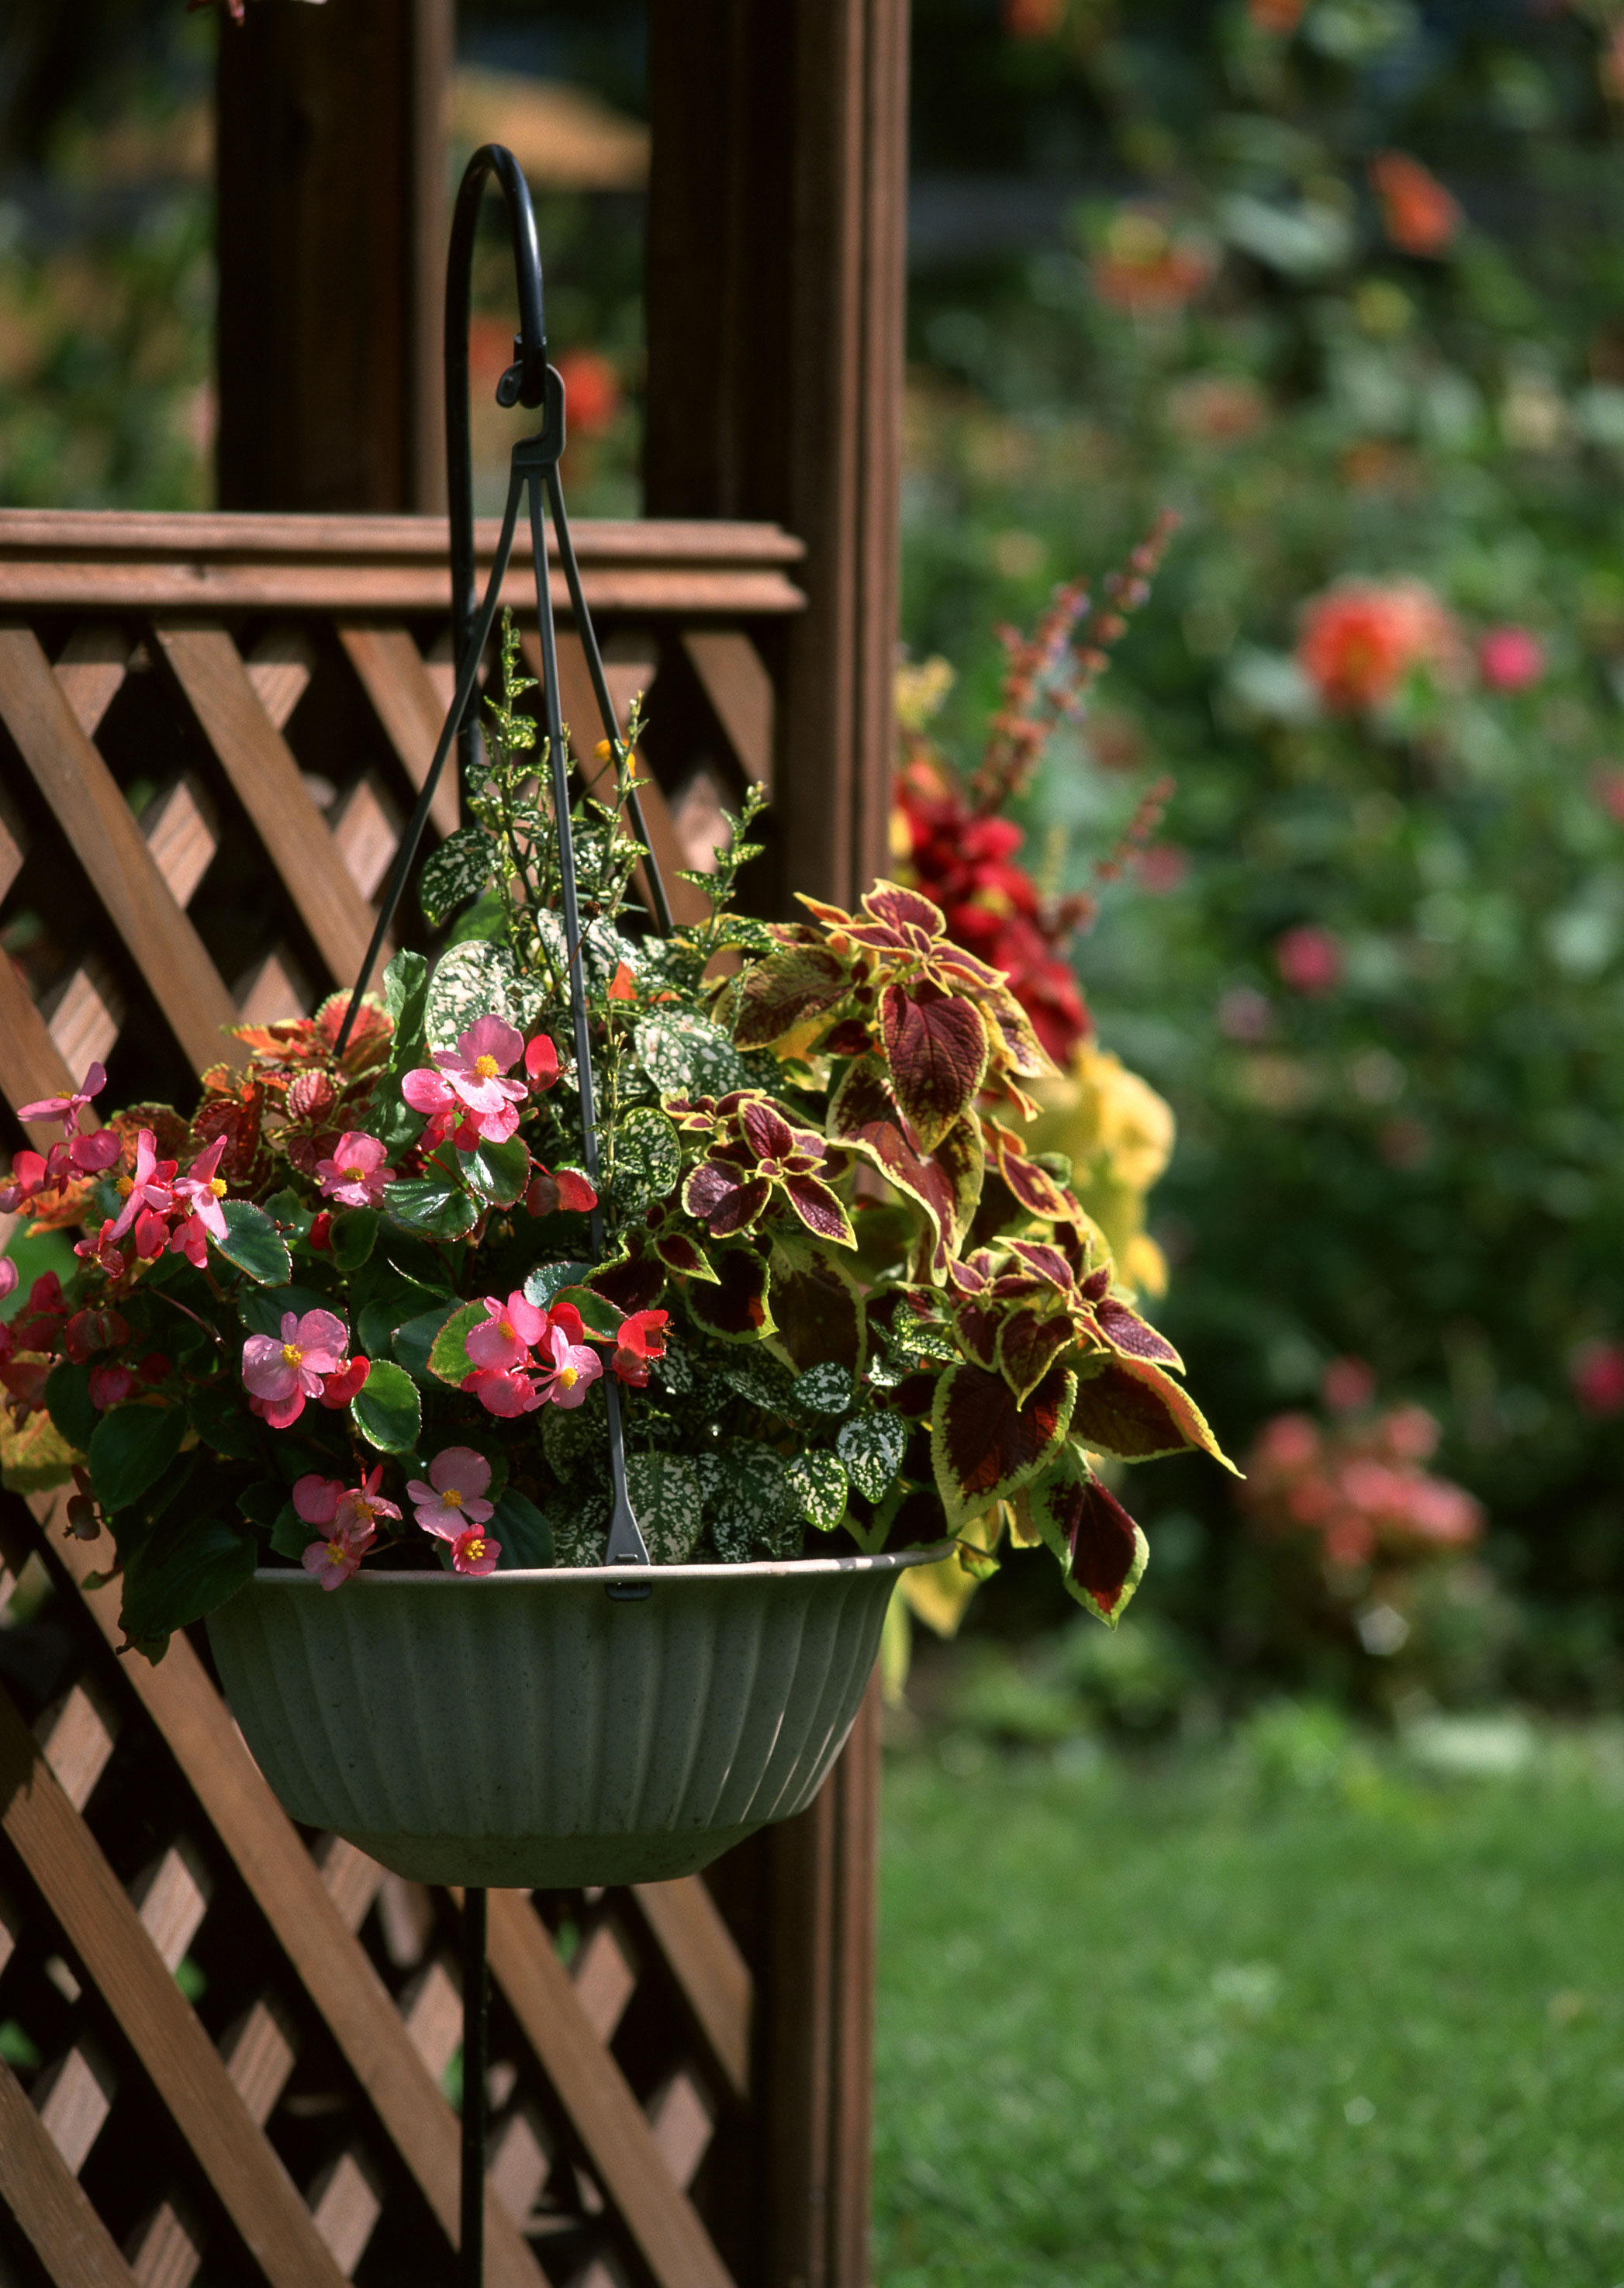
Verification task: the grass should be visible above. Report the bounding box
[872,1716,1624,2287]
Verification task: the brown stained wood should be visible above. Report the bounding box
[0,2056,140,2288]
[0,625,236,1073]
[48,1523,550,2288]
[0,947,77,1128]
[140,775,221,911]
[0,508,807,563]
[336,624,460,839]
[0,565,809,615]
[0,1683,352,2288]
[570,1916,639,2045]
[245,626,317,733]
[151,622,379,994]
[485,1889,738,2288]
[34,2040,118,2174]
[631,1880,752,2108]
[42,954,126,1083]
[54,626,132,738]
[681,631,776,793]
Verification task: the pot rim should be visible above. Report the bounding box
[241,1539,955,1591]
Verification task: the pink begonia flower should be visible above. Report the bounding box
[334,1465,401,1538]
[87,1363,136,1409]
[1477,624,1546,693]
[109,1129,178,1254]
[318,1356,371,1409]
[314,1131,393,1209]
[465,1290,547,1374]
[241,1308,348,1429]
[463,1364,542,1417]
[533,1324,603,1409]
[302,1521,372,1591]
[68,1128,122,1177]
[399,1066,478,1153]
[406,1446,496,1540]
[74,1220,127,1277]
[403,1016,529,1148]
[523,1032,560,1087]
[168,1135,230,1267]
[447,1524,501,1576]
[0,1260,16,1304]
[17,1062,106,1134]
[293,1474,344,1526]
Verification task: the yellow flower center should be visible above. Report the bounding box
[344,1164,365,1183]
[464,1536,486,1563]
[475,1053,500,1080]
[441,1488,464,1510]
[281,1341,304,1367]
[326,1539,345,1563]
[497,1320,514,1342]
[558,1366,579,1389]
[210,1176,228,1197]
[116,1175,134,1197]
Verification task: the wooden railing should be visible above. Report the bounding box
[0,507,854,2288]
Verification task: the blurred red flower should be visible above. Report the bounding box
[554,350,623,440]
[1477,625,1546,693]
[1369,152,1462,258]
[1275,925,1342,996]
[1322,1356,1376,1415]
[1002,0,1066,34]
[1092,209,1218,319]
[1248,0,1305,30]
[1571,1340,1624,1417]
[1297,579,1465,712]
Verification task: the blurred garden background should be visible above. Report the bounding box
[10,0,1624,2276]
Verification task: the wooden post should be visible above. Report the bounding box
[215,0,451,513]
[644,9,910,2286]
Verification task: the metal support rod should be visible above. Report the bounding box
[460,1886,489,2288]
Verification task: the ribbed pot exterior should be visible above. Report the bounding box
[206,1549,942,1887]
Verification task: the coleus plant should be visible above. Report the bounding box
[0,623,1232,1661]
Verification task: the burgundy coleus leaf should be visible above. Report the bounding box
[589,1229,668,1314]
[731,946,855,1050]
[929,1360,1076,1530]
[683,1157,774,1236]
[652,1228,719,1283]
[817,1018,873,1058]
[947,1250,993,1296]
[664,1096,719,1133]
[828,1059,983,1280]
[686,1243,774,1343]
[764,1234,866,1374]
[880,983,990,1155]
[996,1308,1076,1407]
[862,883,948,940]
[953,1301,1000,1371]
[1023,1453,1147,1626]
[1069,1357,1237,1470]
[983,1118,1072,1222]
[782,1172,856,1248]
[1080,1265,1111,1303]
[1094,1294,1183,1372]
[1006,1239,1074,1291]
[740,1097,797,1164]
[978,987,1054,1080]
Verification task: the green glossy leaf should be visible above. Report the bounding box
[236,1480,288,1529]
[608,1107,683,1213]
[189,1381,263,1461]
[786,1450,848,1530]
[420,822,497,927]
[119,1516,256,1655]
[463,1135,530,1209]
[427,1300,486,1385]
[492,1486,554,1569]
[351,1359,422,1452]
[392,1301,460,1382]
[328,1208,378,1270]
[384,1178,478,1241]
[268,1502,309,1562]
[215,1199,292,1285]
[44,1360,95,1454]
[553,1285,624,1340]
[87,1403,188,1516]
[522,1260,595,1310]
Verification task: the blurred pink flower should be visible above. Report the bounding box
[1572,1341,1624,1418]
[1369,152,1461,258]
[1477,625,1545,693]
[1322,1357,1375,1415]
[1275,925,1342,996]
[0,1260,16,1304]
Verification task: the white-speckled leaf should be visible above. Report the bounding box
[837,1412,907,1502]
[794,1363,853,1415]
[425,939,520,1049]
[634,1011,768,1098]
[624,1452,703,1563]
[786,1450,848,1531]
[610,1107,683,1213]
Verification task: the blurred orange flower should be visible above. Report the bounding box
[1091,207,1218,318]
[1297,579,1465,712]
[1368,151,1461,258]
[553,349,623,440]
[1002,0,1067,36]
[1249,0,1305,30]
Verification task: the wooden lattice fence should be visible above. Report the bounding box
[0,507,880,2288]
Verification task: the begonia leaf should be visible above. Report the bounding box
[1069,1357,1239,1470]
[554,1285,625,1340]
[119,1516,256,1661]
[424,1300,485,1385]
[880,985,990,1153]
[523,1261,596,1309]
[45,1360,96,1455]
[463,1136,530,1209]
[492,1487,554,1569]
[351,1358,421,1452]
[929,1361,1076,1532]
[394,1301,462,1384]
[384,1177,479,1242]
[328,1208,378,1270]
[88,1403,188,1516]
[216,1199,292,1285]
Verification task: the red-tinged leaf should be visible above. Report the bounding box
[589,1230,668,1314]
[954,1301,999,1370]
[880,986,990,1153]
[861,882,948,942]
[948,1252,992,1296]
[828,1059,983,1281]
[817,1018,873,1057]
[683,1157,773,1236]
[980,987,1054,1079]
[653,1229,719,1283]
[929,943,1006,992]
[928,1116,986,1277]
[1007,1238,1074,1291]
[1094,1294,1183,1371]
[929,1360,1076,1531]
[795,892,860,934]
[1022,1449,1147,1626]
[686,1244,775,1343]
[984,1118,1071,1222]
[997,1308,1076,1406]
[1069,1357,1238,1470]
[764,1235,866,1375]
[782,1171,856,1247]
[731,946,853,1050]
[740,1097,797,1163]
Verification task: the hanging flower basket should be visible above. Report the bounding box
[0,147,1234,1892]
[207,1547,942,1885]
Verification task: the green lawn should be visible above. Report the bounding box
[873,1724,1624,2286]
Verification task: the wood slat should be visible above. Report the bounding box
[151,622,380,995]
[0,510,807,564]
[0,949,77,1127]
[0,625,236,1073]
[0,1681,351,2288]
[47,1518,551,2288]
[631,1882,752,2109]
[336,624,461,839]
[485,1889,738,2288]
[0,2057,140,2288]
[54,626,132,739]
[682,631,775,793]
